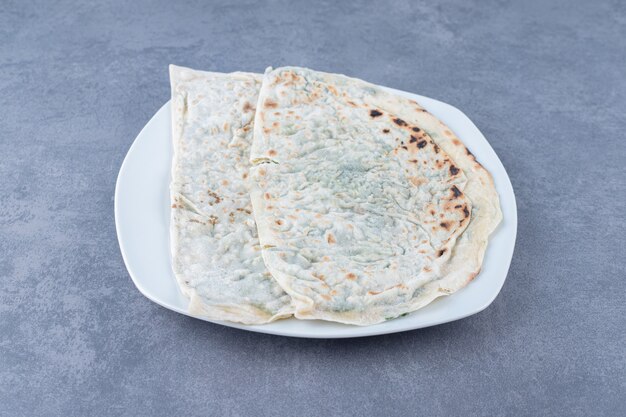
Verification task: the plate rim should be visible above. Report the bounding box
[115,88,517,339]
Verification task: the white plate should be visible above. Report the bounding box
[115,87,517,338]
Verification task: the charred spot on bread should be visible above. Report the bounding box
[393,117,408,126]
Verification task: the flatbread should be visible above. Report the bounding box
[249,67,501,325]
[169,65,293,324]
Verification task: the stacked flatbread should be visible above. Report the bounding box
[169,64,502,326]
[169,66,293,324]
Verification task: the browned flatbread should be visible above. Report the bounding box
[249,67,501,325]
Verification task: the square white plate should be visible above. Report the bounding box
[115,87,517,338]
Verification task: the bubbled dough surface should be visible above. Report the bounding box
[250,67,498,325]
[169,65,293,325]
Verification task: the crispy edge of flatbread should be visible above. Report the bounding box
[375,93,503,295]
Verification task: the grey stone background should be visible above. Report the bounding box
[1,0,624,416]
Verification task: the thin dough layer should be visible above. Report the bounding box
[169,65,293,324]
[250,67,501,325]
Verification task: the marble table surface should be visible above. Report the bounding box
[1,1,624,416]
